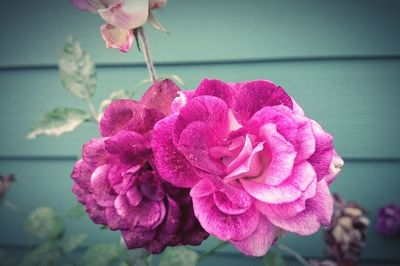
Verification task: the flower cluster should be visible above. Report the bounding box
[71,80,208,253]
[71,0,166,52]
[72,78,343,256]
[376,203,400,237]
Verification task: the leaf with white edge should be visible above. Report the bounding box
[25,207,65,240]
[148,12,168,32]
[159,247,199,266]
[27,108,91,139]
[81,244,121,266]
[66,203,86,219]
[63,233,88,253]
[59,36,96,100]
[261,251,287,266]
[21,242,62,266]
[98,89,134,119]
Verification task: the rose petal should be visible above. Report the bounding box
[98,0,149,29]
[100,23,133,52]
[140,79,181,115]
[268,179,333,235]
[178,121,224,175]
[192,193,259,241]
[324,150,344,184]
[308,120,334,180]
[100,99,162,137]
[152,115,201,188]
[230,215,278,256]
[71,0,105,13]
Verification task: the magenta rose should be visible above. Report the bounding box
[71,80,208,253]
[152,79,343,256]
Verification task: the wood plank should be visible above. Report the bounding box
[0,0,400,67]
[0,59,399,158]
[0,160,399,260]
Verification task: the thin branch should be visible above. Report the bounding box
[197,241,228,262]
[86,99,99,122]
[276,243,310,266]
[137,27,157,83]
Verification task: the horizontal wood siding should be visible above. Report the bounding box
[0,0,399,265]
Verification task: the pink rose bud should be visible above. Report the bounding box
[149,0,167,9]
[98,0,149,29]
[100,23,134,52]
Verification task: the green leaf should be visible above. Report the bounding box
[125,249,151,266]
[25,207,65,240]
[66,203,86,219]
[62,233,88,253]
[148,12,168,33]
[21,242,62,266]
[159,247,199,266]
[81,244,121,266]
[27,107,91,139]
[261,251,287,266]
[0,249,18,266]
[98,89,134,117]
[59,36,96,100]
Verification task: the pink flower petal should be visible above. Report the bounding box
[152,115,201,188]
[173,95,230,144]
[140,79,181,115]
[192,193,259,241]
[308,120,334,180]
[98,0,149,29]
[324,150,344,184]
[149,0,167,9]
[257,123,296,186]
[71,0,105,13]
[230,215,278,256]
[213,184,252,215]
[100,99,162,137]
[178,121,224,175]
[90,164,115,207]
[268,179,333,235]
[231,80,293,123]
[100,23,133,52]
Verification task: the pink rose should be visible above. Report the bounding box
[152,79,343,256]
[71,80,208,253]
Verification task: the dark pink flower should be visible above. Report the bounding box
[71,80,208,253]
[152,79,343,256]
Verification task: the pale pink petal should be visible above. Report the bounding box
[324,150,344,184]
[98,0,149,29]
[149,0,167,9]
[152,115,201,188]
[257,123,296,186]
[268,179,333,235]
[230,215,278,256]
[71,0,105,13]
[192,193,259,241]
[100,23,133,52]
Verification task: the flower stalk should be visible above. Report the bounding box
[137,27,158,83]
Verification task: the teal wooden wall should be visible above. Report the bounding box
[1,0,400,265]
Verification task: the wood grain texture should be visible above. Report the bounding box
[0,0,400,67]
[0,59,399,158]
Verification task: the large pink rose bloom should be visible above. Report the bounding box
[71,80,208,253]
[152,79,343,256]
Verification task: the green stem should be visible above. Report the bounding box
[197,241,228,262]
[276,243,309,266]
[86,99,99,122]
[137,27,157,83]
